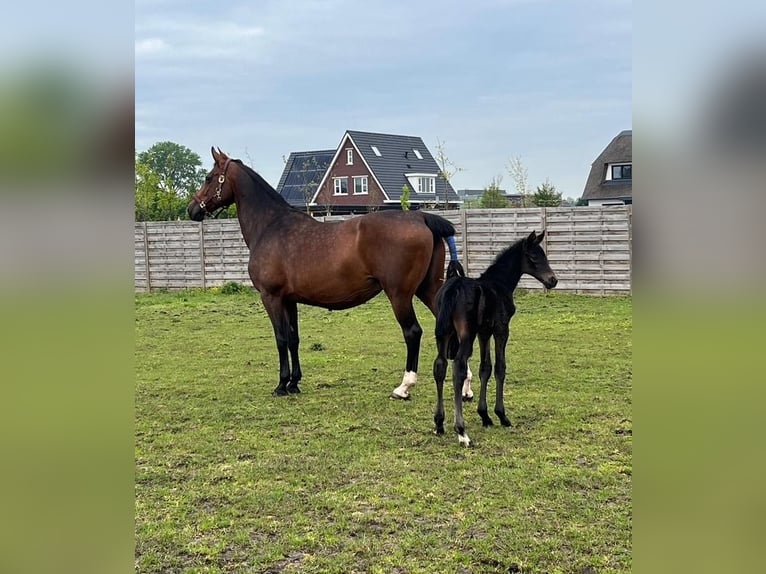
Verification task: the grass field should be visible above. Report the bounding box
[135,289,632,573]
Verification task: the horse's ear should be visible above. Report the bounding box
[211,146,220,162]
[536,230,545,244]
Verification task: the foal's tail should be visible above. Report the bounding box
[435,280,461,340]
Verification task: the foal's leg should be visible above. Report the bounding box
[432,336,449,435]
[388,295,423,400]
[493,326,512,427]
[452,336,475,446]
[476,333,494,427]
[285,301,302,394]
[261,295,292,397]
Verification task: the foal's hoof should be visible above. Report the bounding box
[500,417,512,427]
[390,392,410,401]
[457,434,473,447]
[434,425,445,435]
[482,418,494,428]
[462,394,474,402]
[272,387,289,397]
[286,385,301,394]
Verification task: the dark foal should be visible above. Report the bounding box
[432,231,558,446]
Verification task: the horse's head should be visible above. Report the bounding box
[522,230,558,289]
[188,147,237,221]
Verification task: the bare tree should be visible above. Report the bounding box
[434,138,463,209]
[506,155,533,207]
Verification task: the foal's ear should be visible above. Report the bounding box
[536,230,545,244]
[527,231,537,244]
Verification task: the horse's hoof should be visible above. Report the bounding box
[482,418,494,427]
[462,394,474,402]
[390,393,410,401]
[434,426,445,435]
[286,385,301,394]
[500,418,512,427]
[457,434,473,447]
[272,388,289,397]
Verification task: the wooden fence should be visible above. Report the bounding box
[135,206,632,295]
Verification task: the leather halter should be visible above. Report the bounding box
[195,158,231,214]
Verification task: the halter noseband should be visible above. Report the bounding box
[196,158,232,213]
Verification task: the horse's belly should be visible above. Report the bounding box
[292,277,382,310]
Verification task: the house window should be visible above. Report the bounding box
[346,149,353,165]
[611,164,632,180]
[416,176,435,193]
[333,177,348,195]
[353,176,368,195]
[413,149,423,160]
[371,145,381,157]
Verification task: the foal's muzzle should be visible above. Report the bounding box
[544,275,558,289]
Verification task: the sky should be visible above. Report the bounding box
[135,0,631,199]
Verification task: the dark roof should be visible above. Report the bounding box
[345,130,460,203]
[276,150,335,206]
[581,130,633,201]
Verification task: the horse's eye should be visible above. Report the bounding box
[205,175,212,184]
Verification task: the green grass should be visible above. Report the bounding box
[136,289,631,573]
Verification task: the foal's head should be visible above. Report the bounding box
[521,231,558,289]
[188,147,237,221]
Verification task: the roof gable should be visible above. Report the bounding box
[582,130,633,201]
[345,130,460,203]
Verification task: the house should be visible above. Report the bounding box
[276,130,462,214]
[458,188,524,207]
[581,130,632,206]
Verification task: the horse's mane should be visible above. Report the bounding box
[479,237,526,283]
[234,159,300,210]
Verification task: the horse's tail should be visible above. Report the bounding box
[421,212,462,267]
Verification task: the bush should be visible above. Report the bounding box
[219,281,250,295]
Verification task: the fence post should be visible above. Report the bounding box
[460,208,468,275]
[199,221,206,290]
[143,221,151,292]
[627,205,632,295]
[540,207,548,293]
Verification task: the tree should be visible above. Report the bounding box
[400,184,411,211]
[434,138,463,208]
[135,156,189,220]
[506,155,534,207]
[480,176,509,208]
[137,141,205,199]
[532,178,562,207]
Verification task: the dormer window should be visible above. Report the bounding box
[413,149,423,160]
[608,163,632,181]
[371,145,381,157]
[346,149,353,165]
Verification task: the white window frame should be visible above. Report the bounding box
[353,176,368,195]
[346,149,353,165]
[333,177,348,195]
[370,145,381,157]
[405,173,437,194]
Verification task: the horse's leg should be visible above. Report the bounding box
[432,336,449,436]
[285,300,302,394]
[388,295,423,400]
[261,295,292,397]
[462,364,474,401]
[476,333,494,427]
[493,327,512,427]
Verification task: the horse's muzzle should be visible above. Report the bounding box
[188,201,204,221]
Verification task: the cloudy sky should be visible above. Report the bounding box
[135,0,631,198]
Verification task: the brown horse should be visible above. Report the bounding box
[188,147,461,399]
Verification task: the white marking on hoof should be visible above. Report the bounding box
[462,365,474,399]
[392,371,417,399]
[458,433,472,447]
